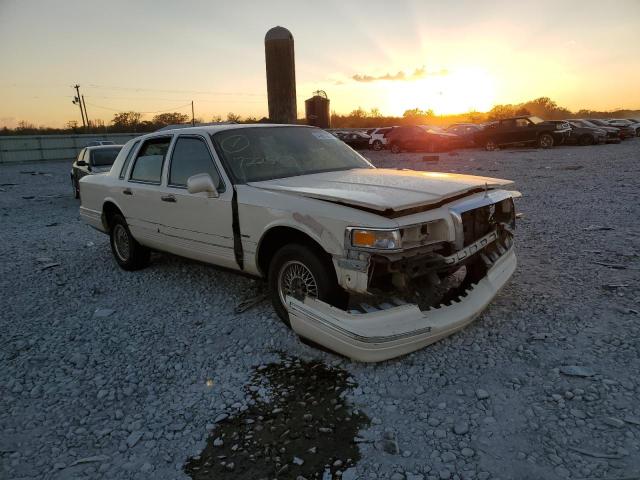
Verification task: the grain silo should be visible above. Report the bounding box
[264,26,297,124]
[305,90,331,128]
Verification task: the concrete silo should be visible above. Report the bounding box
[264,26,297,124]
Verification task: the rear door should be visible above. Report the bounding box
[122,136,173,247]
[496,119,518,144]
[513,117,535,143]
[155,134,236,268]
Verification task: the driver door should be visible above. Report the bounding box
[155,134,237,269]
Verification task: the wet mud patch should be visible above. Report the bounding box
[185,356,369,479]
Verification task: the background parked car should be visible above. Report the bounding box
[340,131,371,150]
[473,116,570,150]
[86,140,116,147]
[386,125,458,153]
[446,123,483,147]
[588,119,634,139]
[368,127,396,151]
[559,121,607,145]
[572,119,621,143]
[71,145,123,198]
[608,118,640,137]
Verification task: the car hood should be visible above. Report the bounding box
[248,168,514,213]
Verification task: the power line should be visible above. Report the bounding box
[85,83,266,97]
[84,101,193,114]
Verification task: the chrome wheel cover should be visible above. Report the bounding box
[113,224,131,261]
[278,260,318,307]
[540,135,553,147]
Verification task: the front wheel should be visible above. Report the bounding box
[484,139,498,151]
[578,134,594,146]
[538,133,554,148]
[268,244,347,327]
[372,140,383,151]
[109,214,150,271]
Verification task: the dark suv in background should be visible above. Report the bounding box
[473,116,570,150]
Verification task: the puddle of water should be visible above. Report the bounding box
[185,355,369,479]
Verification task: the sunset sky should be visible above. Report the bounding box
[1,0,639,128]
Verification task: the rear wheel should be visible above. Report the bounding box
[390,143,401,154]
[484,139,498,151]
[538,133,554,148]
[268,244,347,327]
[109,213,150,271]
[372,140,383,151]
[71,175,79,199]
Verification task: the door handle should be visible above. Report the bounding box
[122,188,132,196]
[161,194,176,203]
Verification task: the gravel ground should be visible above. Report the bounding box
[1,140,639,480]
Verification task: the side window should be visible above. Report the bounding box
[119,141,140,179]
[515,118,529,128]
[169,137,222,190]
[130,137,171,184]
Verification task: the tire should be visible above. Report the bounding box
[372,140,383,151]
[484,139,498,151]
[578,134,594,146]
[268,243,347,327]
[538,133,554,148]
[109,213,150,271]
[71,175,80,199]
[390,143,401,154]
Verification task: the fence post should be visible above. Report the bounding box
[37,136,44,161]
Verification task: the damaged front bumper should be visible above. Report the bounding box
[286,245,516,362]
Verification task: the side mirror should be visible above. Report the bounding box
[187,173,219,198]
[77,160,87,166]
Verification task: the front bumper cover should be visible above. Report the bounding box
[286,246,517,362]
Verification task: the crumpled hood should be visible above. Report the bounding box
[248,168,514,212]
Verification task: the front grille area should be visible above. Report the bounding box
[460,198,514,247]
[461,205,495,246]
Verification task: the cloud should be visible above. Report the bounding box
[352,66,448,83]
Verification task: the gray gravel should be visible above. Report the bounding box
[1,139,639,479]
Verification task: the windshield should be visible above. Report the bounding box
[212,126,373,183]
[528,116,544,124]
[90,147,121,166]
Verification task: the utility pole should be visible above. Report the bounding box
[81,95,90,129]
[73,84,86,128]
[191,101,195,126]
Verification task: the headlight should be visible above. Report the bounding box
[350,228,402,250]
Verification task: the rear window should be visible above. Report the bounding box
[130,137,171,184]
[90,147,121,167]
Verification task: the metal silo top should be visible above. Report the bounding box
[265,26,293,42]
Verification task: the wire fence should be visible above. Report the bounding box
[0,133,140,163]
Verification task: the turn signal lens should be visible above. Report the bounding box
[351,229,401,249]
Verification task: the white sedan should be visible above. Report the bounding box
[79,124,519,361]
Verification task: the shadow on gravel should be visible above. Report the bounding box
[185,356,369,479]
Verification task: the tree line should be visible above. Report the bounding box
[2,97,639,135]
